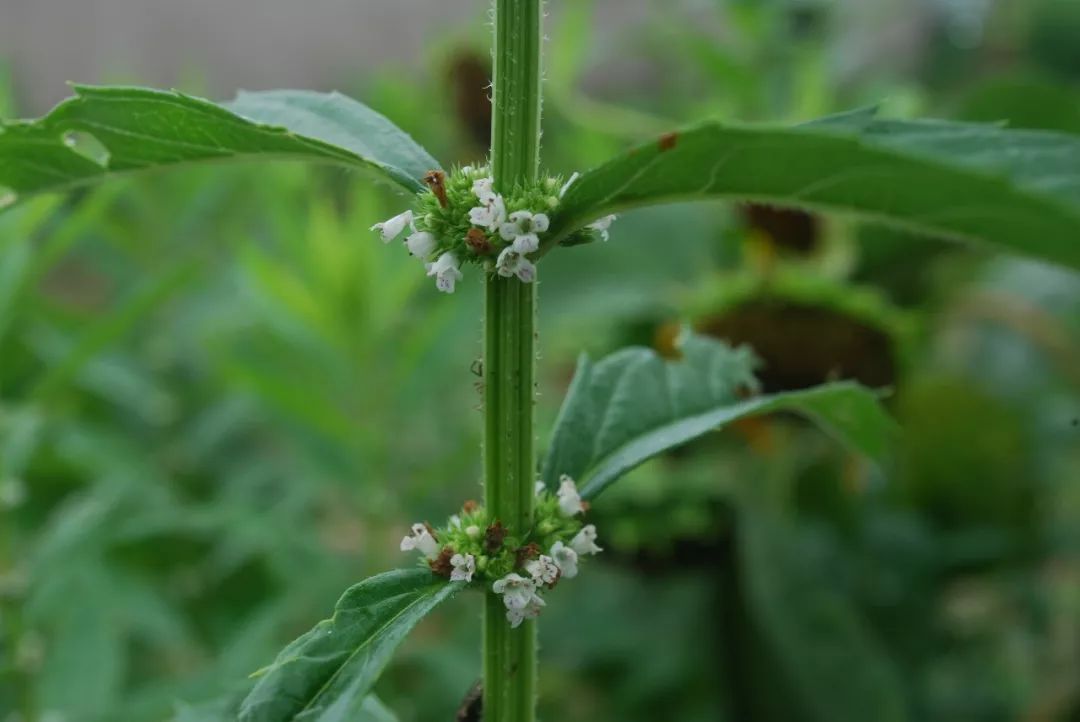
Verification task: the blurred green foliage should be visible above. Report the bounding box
[2,0,1079,721]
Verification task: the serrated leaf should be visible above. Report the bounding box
[541,334,893,500]
[550,109,1080,269]
[739,508,909,722]
[0,86,439,204]
[238,569,461,722]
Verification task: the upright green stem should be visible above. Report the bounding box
[483,1,543,721]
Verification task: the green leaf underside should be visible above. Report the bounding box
[541,335,894,500]
[0,86,439,201]
[553,108,1080,269]
[740,508,909,722]
[238,569,461,722]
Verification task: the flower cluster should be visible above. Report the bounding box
[371,165,616,293]
[398,475,602,627]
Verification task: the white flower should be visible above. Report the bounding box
[371,210,413,243]
[449,514,462,529]
[425,252,464,293]
[492,573,537,611]
[506,594,545,628]
[525,555,559,585]
[450,553,476,582]
[404,230,437,259]
[556,474,584,517]
[570,524,602,556]
[560,172,579,197]
[535,480,546,496]
[468,179,507,232]
[587,214,617,241]
[465,524,481,538]
[495,247,518,275]
[550,541,579,579]
[514,257,536,283]
[495,247,537,283]
[472,176,496,203]
[469,196,507,233]
[499,210,549,254]
[400,523,439,559]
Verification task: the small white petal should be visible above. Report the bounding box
[589,214,616,231]
[556,474,584,517]
[514,258,536,284]
[371,210,414,243]
[512,233,539,254]
[489,196,507,227]
[499,222,520,241]
[570,524,602,556]
[531,213,550,232]
[506,592,546,627]
[470,205,493,227]
[404,231,437,259]
[427,252,463,294]
[469,194,507,232]
[551,541,579,579]
[473,177,496,203]
[401,522,440,559]
[450,553,476,582]
[495,247,522,278]
[535,481,546,496]
[435,272,459,293]
[492,573,537,610]
[525,555,559,585]
[587,214,617,241]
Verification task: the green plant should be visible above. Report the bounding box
[3,3,1080,721]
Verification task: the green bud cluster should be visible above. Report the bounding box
[411,166,572,267]
[419,489,587,584]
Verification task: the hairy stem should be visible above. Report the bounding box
[483,1,543,721]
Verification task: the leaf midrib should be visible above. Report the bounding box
[546,121,1080,249]
[579,393,756,498]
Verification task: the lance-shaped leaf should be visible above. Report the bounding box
[238,569,462,722]
[0,85,439,206]
[549,109,1080,270]
[541,334,893,500]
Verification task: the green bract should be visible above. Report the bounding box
[405,167,601,264]
[375,165,607,293]
[407,484,588,584]
[412,166,557,263]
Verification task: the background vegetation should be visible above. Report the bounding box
[2,1,1079,720]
